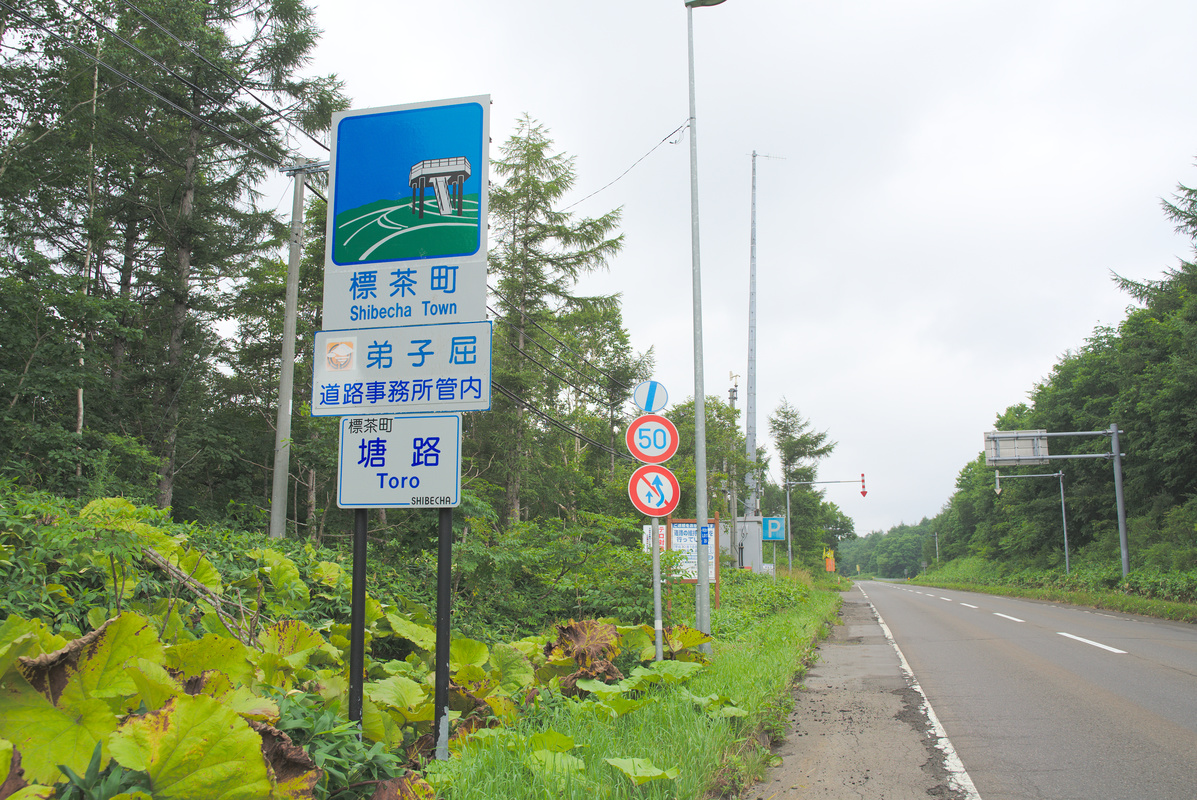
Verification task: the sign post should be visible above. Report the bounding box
[627,384,677,662]
[320,95,490,759]
[984,426,1129,576]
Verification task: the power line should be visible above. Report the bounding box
[0,0,281,165]
[62,0,279,148]
[114,0,331,154]
[491,312,620,404]
[491,381,635,463]
[561,120,688,211]
[487,284,634,391]
[498,332,613,409]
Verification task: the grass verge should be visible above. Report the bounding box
[426,585,840,799]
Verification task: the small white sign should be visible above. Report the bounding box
[641,525,667,553]
[337,414,461,508]
[312,321,491,416]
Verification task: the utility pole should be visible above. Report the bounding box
[269,158,328,540]
[728,374,739,565]
[744,150,782,518]
[745,151,758,518]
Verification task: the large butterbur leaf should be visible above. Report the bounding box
[259,620,323,666]
[365,675,427,711]
[5,786,55,799]
[384,613,435,652]
[488,643,534,694]
[448,638,488,670]
[311,561,344,588]
[73,612,164,701]
[603,757,679,785]
[126,658,182,712]
[0,616,63,673]
[165,634,254,685]
[0,615,161,784]
[256,621,324,687]
[367,771,437,800]
[247,549,310,612]
[0,669,116,785]
[108,694,271,800]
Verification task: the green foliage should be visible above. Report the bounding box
[434,580,840,800]
[710,568,811,640]
[272,690,404,799]
[923,555,1197,604]
[57,742,152,800]
[837,521,931,580]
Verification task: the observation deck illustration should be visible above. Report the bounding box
[408,156,472,218]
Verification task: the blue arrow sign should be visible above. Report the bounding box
[649,474,666,503]
[632,380,668,413]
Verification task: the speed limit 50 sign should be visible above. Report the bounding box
[626,414,679,464]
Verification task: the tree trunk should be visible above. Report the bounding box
[306,466,317,541]
[156,123,199,509]
[111,214,139,405]
[76,47,101,484]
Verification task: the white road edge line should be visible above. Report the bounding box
[859,585,983,800]
[1057,632,1127,654]
[960,603,979,609]
[993,613,1024,623]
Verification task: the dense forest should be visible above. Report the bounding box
[842,232,1197,583]
[0,0,851,568]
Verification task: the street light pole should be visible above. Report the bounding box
[684,0,725,639]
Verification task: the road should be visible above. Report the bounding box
[860,580,1197,800]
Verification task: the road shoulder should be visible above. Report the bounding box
[749,584,970,799]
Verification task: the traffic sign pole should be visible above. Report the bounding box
[651,517,663,662]
[347,508,367,722]
[433,507,452,760]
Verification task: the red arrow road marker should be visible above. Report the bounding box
[861,473,867,497]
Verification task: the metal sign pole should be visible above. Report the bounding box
[348,508,367,724]
[1111,423,1129,577]
[652,517,663,661]
[785,485,792,572]
[985,425,1129,576]
[994,470,1070,573]
[434,506,453,760]
[1059,471,1070,575]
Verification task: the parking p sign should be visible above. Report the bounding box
[762,517,786,541]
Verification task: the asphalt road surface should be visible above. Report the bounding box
[860,580,1197,800]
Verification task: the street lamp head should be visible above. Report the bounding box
[685,0,727,6]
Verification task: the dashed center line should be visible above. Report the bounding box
[994,613,1025,623]
[940,596,953,602]
[1057,632,1126,653]
[960,603,979,609]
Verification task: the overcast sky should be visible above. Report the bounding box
[297,0,1197,534]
